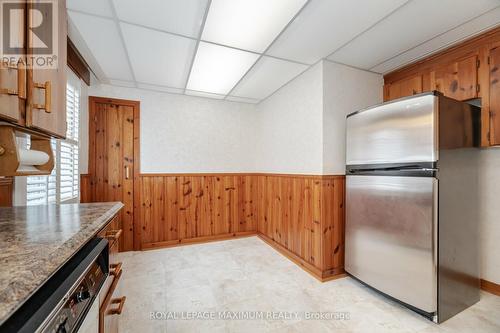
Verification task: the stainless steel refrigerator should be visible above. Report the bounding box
[345,91,480,323]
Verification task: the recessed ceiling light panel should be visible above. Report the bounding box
[187,42,259,95]
[202,0,307,52]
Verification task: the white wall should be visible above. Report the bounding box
[255,60,383,174]
[478,148,500,284]
[255,62,324,174]
[85,84,258,173]
[322,61,383,174]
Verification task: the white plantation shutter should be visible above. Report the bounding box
[26,76,80,205]
[59,83,80,202]
[59,141,79,201]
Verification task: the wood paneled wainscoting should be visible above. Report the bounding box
[257,175,345,281]
[138,174,258,248]
[81,173,345,281]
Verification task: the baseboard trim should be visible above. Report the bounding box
[257,233,345,282]
[141,231,257,250]
[481,279,500,296]
[140,230,346,283]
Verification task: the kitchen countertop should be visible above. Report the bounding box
[0,202,123,325]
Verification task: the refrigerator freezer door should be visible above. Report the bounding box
[345,175,437,313]
[346,94,438,166]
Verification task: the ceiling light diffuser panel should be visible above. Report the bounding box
[112,0,209,38]
[120,23,197,88]
[202,0,307,53]
[186,42,259,95]
[231,56,308,100]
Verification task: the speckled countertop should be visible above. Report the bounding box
[0,202,123,325]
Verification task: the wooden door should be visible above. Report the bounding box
[0,0,26,123]
[386,75,422,101]
[433,55,478,101]
[490,47,500,145]
[27,0,67,137]
[87,97,139,251]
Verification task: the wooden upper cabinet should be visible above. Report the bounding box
[385,75,423,101]
[0,0,67,138]
[27,0,67,138]
[432,55,478,101]
[490,47,500,145]
[0,0,27,124]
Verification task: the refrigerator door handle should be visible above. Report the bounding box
[348,166,439,173]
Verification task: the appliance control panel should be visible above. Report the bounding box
[41,262,105,333]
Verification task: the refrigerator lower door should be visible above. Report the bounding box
[345,175,437,314]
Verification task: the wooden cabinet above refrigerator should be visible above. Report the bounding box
[383,26,500,147]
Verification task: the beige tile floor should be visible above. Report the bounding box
[115,236,500,333]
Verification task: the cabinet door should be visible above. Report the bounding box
[387,75,422,101]
[27,0,67,138]
[490,47,500,145]
[0,0,26,124]
[434,55,477,101]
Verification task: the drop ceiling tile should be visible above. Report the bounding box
[231,56,307,100]
[372,7,500,73]
[120,23,196,88]
[112,0,209,38]
[67,0,113,17]
[187,42,259,95]
[202,0,307,53]
[185,90,226,100]
[137,83,185,94]
[226,96,260,104]
[68,12,133,81]
[267,0,408,65]
[328,0,500,69]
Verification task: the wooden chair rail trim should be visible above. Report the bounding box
[139,172,346,179]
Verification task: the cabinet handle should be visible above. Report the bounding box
[0,88,17,95]
[0,62,25,98]
[107,296,126,315]
[32,81,51,113]
[110,262,123,276]
[105,229,122,242]
[125,165,130,179]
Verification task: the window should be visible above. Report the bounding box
[26,78,80,205]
